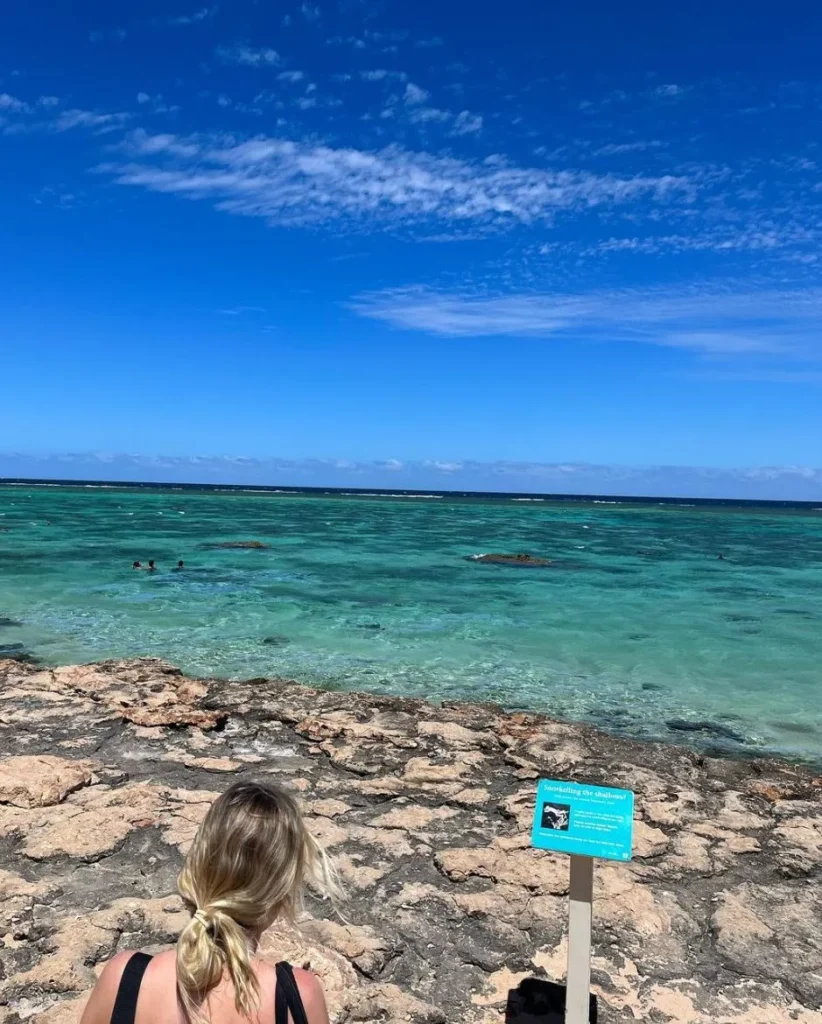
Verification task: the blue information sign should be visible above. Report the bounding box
[531,779,634,861]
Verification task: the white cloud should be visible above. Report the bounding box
[278,70,305,82]
[38,96,60,108]
[300,3,321,20]
[54,109,129,132]
[169,6,217,25]
[404,82,429,105]
[360,69,407,82]
[350,284,822,356]
[450,110,483,135]
[102,130,690,232]
[0,93,29,113]
[217,44,280,66]
[326,35,366,48]
[655,84,685,97]
[409,106,451,124]
[137,92,151,104]
[564,223,815,258]
[595,140,662,156]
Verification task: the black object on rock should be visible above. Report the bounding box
[506,978,597,1024]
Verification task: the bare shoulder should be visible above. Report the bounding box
[79,950,137,1024]
[293,967,329,1024]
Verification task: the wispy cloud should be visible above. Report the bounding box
[594,140,663,156]
[1,94,131,137]
[217,44,280,66]
[168,6,217,26]
[101,130,690,232]
[277,70,305,83]
[654,83,686,98]
[360,69,407,82]
[404,82,429,105]
[0,93,29,113]
[547,222,819,260]
[54,109,129,133]
[350,284,822,357]
[300,3,321,21]
[450,110,483,135]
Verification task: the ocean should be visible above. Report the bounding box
[1,481,820,763]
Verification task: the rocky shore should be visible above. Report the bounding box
[0,657,820,1024]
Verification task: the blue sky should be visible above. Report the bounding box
[2,0,822,497]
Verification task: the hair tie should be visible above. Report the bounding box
[193,909,211,929]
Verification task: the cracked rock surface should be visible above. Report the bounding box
[0,657,820,1024]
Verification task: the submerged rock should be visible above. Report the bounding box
[0,642,38,663]
[466,552,553,567]
[666,718,747,743]
[199,540,272,550]
[262,635,290,647]
[0,617,23,628]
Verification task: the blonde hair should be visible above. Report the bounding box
[176,780,340,1022]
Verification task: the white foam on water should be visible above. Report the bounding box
[338,492,443,499]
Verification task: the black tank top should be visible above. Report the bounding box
[110,953,308,1024]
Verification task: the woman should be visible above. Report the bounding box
[80,781,339,1024]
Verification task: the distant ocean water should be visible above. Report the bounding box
[1,481,821,763]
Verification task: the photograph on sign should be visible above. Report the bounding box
[531,779,634,862]
[541,802,571,831]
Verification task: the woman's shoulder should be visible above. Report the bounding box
[289,966,328,1024]
[79,950,156,1024]
[89,949,151,993]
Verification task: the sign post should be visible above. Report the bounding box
[565,856,593,1024]
[531,780,634,1024]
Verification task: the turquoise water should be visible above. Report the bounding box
[1,483,821,762]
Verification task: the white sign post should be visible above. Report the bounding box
[531,780,635,1024]
[565,856,594,1024]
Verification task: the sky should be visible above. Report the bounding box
[1,0,822,498]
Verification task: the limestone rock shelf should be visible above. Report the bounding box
[0,657,820,1024]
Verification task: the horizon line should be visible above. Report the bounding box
[2,476,821,508]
